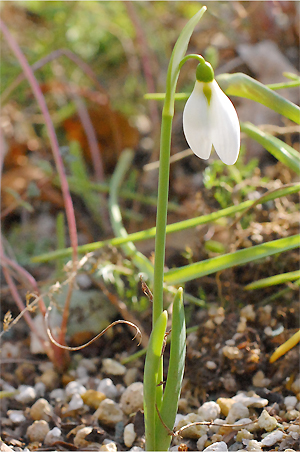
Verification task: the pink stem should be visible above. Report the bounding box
[0,20,77,352]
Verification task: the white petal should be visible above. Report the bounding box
[183,81,213,160]
[210,80,240,165]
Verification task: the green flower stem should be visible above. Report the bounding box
[152,113,173,324]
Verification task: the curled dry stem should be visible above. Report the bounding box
[155,404,257,439]
[45,306,142,351]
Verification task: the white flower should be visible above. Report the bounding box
[183,78,240,165]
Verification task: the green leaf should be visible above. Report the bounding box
[216,72,300,124]
[31,183,300,263]
[241,122,300,175]
[144,310,168,452]
[155,287,186,451]
[164,235,300,285]
[245,270,300,290]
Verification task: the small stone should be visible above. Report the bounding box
[285,409,299,420]
[38,368,60,391]
[257,409,278,431]
[124,423,136,448]
[15,385,36,404]
[0,341,20,359]
[73,426,93,448]
[120,382,143,415]
[26,420,50,442]
[68,393,84,411]
[198,401,221,421]
[34,381,46,398]
[221,373,237,392]
[236,429,253,442]
[252,370,271,388]
[203,441,228,451]
[206,361,217,370]
[237,316,247,333]
[79,358,97,373]
[129,447,143,451]
[124,367,138,387]
[65,380,86,397]
[240,305,255,321]
[222,345,243,360]
[284,395,297,410]
[245,439,262,451]
[231,392,268,408]
[81,389,106,409]
[102,358,126,376]
[97,378,118,399]
[94,399,123,426]
[197,433,208,450]
[217,398,235,417]
[30,398,53,421]
[100,440,117,451]
[7,410,26,424]
[291,375,300,394]
[50,388,65,401]
[261,429,284,446]
[176,413,208,439]
[226,403,249,424]
[44,427,62,445]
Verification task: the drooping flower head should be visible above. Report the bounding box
[183,60,240,165]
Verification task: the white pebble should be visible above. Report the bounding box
[257,409,277,431]
[76,365,89,379]
[203,441,228,451]
[120,382,143,415]
[291,375,300,393]
[33,383,44,400]
[50,388,65,401]
[261,429,284,446]
[102,358,126,376]
[206,361,217,370]
[15,385,36,404]
[100,440,117,451]
[7,410,26,424]
[129,447,144,451]
[226,402,249,423]
[252,370,271,388]
[65,380,86,397]
[79,358,97,373]
[284,395,297,410]
[26,420,50,442]
[222,345,243,360]
[124,423,136,448]
[68,393,84,411]
[198,401,221,421]
[176,413,208,439]
[44,427,62,445]
[97,378,118,399]
[124,367,138,387]
[232,392,268,408]
[94,398,123,426]
[245,439,262,451]
[73,426,93,448]
[240,305,256,321]
[30,398,53,421]
[197,433,208,450]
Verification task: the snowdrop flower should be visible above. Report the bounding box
[183,61,240,165]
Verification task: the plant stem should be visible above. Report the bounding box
[152,113,173,325]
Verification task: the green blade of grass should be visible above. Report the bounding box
[31,183,300,263]
[245,270,300,290]
[217,72,300,124]
[241,122,300,174]
[164,235,300,285]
